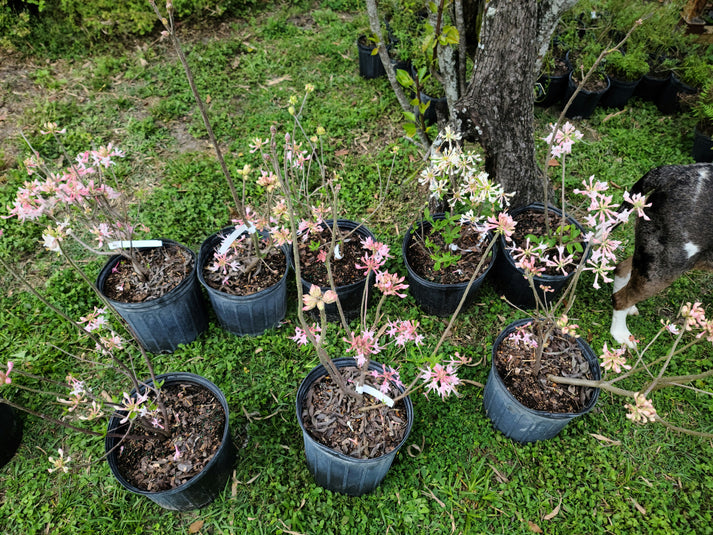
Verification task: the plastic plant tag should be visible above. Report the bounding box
[334,243,343,260]
[108,240,163,250]
[356,383,394,407]
[218,223,257,255]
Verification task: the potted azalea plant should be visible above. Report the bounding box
[403,127,512,316]
[258,89,504,496]
[150,0,293,337]
[493,22,645,310]
[0,238,234,510]
[247,87,390,327]
[483,120,652,443]
[6,124,208,354]
[290,231,475,496]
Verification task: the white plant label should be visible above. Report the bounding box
[356,383,394,407]
[334,243,343,260]
[218,223,257,255]
[108,240,163,250]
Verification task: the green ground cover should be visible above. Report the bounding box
[0,2,711,534]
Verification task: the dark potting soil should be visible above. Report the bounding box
[202,241,287,296]
[494,330,596,413]
[298,226,367,287]
[112,382,225,492]
[509,209,585,277]
[572,74,609,92]
[406,224,493,284]
[104,244,193,303]
[301,368,409,460]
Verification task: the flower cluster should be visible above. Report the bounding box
[419,127,513,233]
[625,393,657,424]
[78,306,127,355]
[597,301,713,425]
[292,235,465,402]
[6,126,144,259]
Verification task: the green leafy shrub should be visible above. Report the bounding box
[604,47,649,81]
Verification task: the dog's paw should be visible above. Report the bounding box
[610,309,637,348]
[628,305,639,316]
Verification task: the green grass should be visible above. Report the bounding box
[1,2,712,534]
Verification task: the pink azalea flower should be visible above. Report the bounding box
[291,324,322,345]
[420,363,461,400]
[485,212,516,241]
[343,330,382,365]
[600,343,631,374]
[1,361,12,385]
[374,271,409,298]
[302,284,337,311]
[625,393,657,424]
[386,319,422,346]
[370,364,404,394]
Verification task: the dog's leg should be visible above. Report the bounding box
[612,257,638,316]
[611,260,682,347]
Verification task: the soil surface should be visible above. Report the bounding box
[300,368,409,459]
[103,243,193,303]
[494,327,596,413]
[111,381,225,492]
[201,234,287,296]
[509,208,585,277]
[298,224,368,288]
[405,222,493,284]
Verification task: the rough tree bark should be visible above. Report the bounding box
[453,0,580,208]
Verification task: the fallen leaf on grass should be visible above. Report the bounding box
[188,519,204,533]
[590,433,622,446]
[528,520,543,533]
[543,498,561,520]
[266,75,291,86]
[631,498,646,515]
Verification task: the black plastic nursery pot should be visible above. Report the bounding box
[491,203,588,309]
[357,36,386,79]
[0,403,23,469]
[483,319,601,443]
[300,219,376,323]
[634,73,669,102]
[600,76,640,109]
[105,372,235,511]
[693,126,713,163]
[198,226,289,336]
[96,240,209,354]
[402,215,497,317]
[296,358,414,496]
[564,72,611,119]
[656,73,696,115]
[535,71,570,108]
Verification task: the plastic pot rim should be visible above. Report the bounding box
[296,357,414,464]
[490,318,601,419]
[402,214,497,290]
[105,372,231,497]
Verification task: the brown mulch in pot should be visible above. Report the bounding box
[111,382,225,492]
[103,243,193,303]
[494,329,597,414]
[300,368,409,460]
[298,225,367,288]
[405,223,493,285]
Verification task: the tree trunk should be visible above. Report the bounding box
[453,0,578,208]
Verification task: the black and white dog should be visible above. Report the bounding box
[611,163,713,346]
